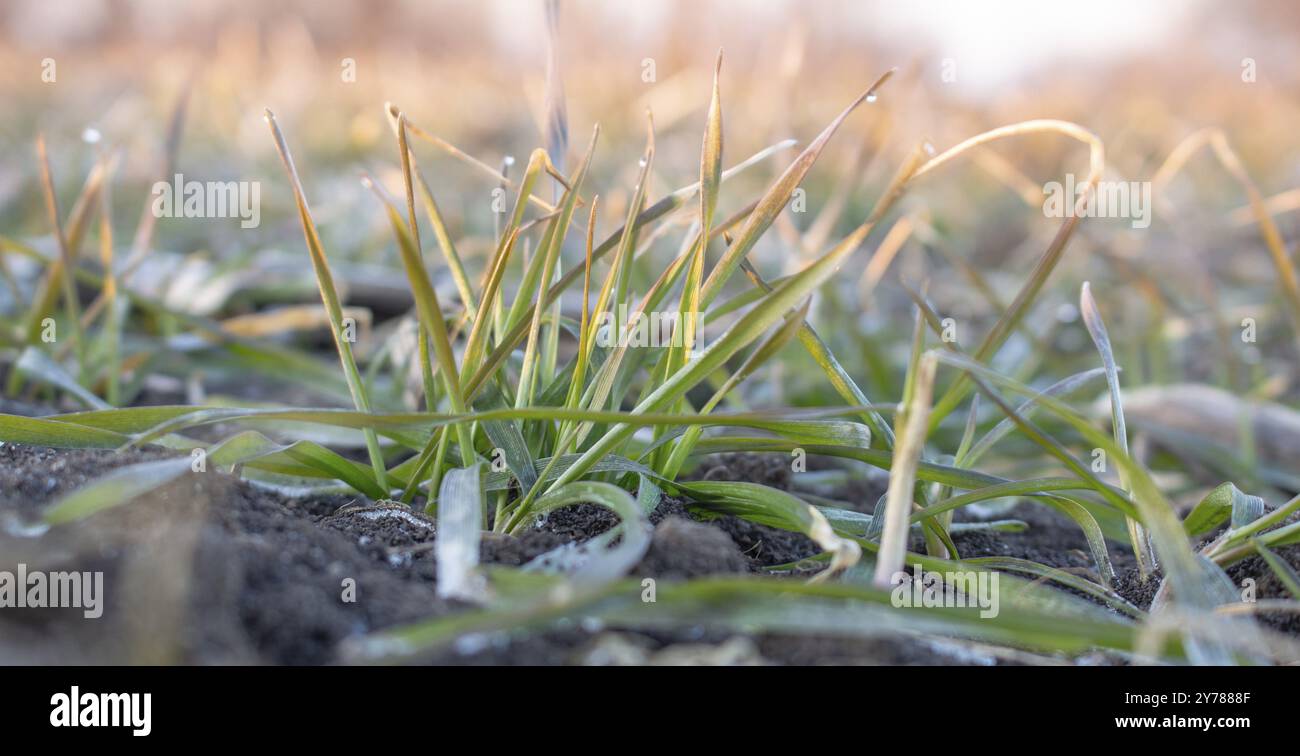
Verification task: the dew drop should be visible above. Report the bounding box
[81,127,102,144]
[866,93,878,103]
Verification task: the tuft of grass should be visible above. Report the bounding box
[7,42,1300,668]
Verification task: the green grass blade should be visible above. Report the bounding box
[516,128,598,408]
[680,480,860,579]
[660,297,810,478]
[965,557,1140,617]
[740,258,896,448]
[515,481,651,586]
[363,167,474,466]
[207,430,388,498]
[42,457,192,525]
[930,351,1237,642]
[264,110,389,491]
[547,201,886,493]
[699,70,894,309]
[1184,482,1264,537]
[15,347,109,410]
[1251,540,1300,599]
[1081,281,1152,575]
[958,367,1107,468]
[0,413,129,448]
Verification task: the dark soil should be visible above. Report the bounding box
[949,502,1129,573]
[1103,535,1300,638]
[0,445,917,664]
[3,444,1296,665]
[1112,568,1162,610]
[686,452,822,567]
[1224,546,1300,635]
[693,451,793,490]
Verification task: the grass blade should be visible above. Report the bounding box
[42,457,192,525]
[681,480,861,580]
[437,464,488,600]
[1252,540,1300,599]
[874,352,937,585]
[1080,281,1153,576]
[546,194,888,493]
[264,110,390,491]
[922,120,1105,429]
[516,481,651,586]
[699,69,893,308]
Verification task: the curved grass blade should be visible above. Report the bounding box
[680,479,860,581]
[15,347,109,410]
[516,127,598,408]
[660,296,811,479]
[46,406,217,433]
[363,160,474,465]
[1081,281,1152,576]
[740,259,894,448]
[517,481,651,586]
[386,104,477,319]
[958,367,1107,468]
[207,430,388,498]
[484,452,666,493]
[930,350,1238,649]
[121,404,883,449]
[1184,482,1265,537]
[347,572,1139,664]
[923,120,1106,430]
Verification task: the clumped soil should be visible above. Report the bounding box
[1223,546,1300,635]
[3,445,1296,665]
[1104,523,1300,637]
[687,452,823,567]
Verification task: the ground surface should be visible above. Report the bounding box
[1,443,1295,664]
